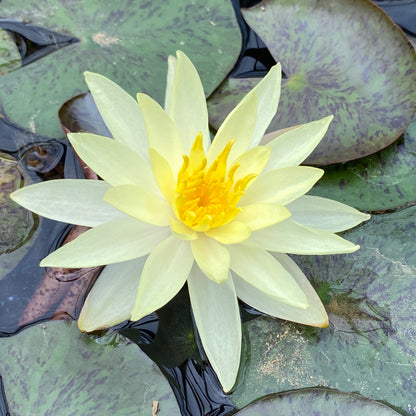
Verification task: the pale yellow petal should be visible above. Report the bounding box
[84,72,148,159]
[104,184,171,226]
[191,235,230,283]
[251,219,360,254]
[229,243,308,309]
[167,51,210,153]
[234,252,328,327]
[205,221,251,244]
[131,236,193,321]
[40,218,170,268]
[188,266,241,392]
[170,217,198,240]
[10,179,125,227]
[149,148,176,206]
[68,133,159,194]
[78,258,145,332]
[137,93,183,175]
[236,203,291,231]
[164,54,176,113]
[262,115,333,171]
[207,92,257,166]
[286,195,370,232]
[245,62,281,148]
[230,145,270,184]
[240,166,324,206]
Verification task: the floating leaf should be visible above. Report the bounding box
[235,388,401,415]
[0,321,180,415]
[0,0,241,138]
[231,206,416,414]
[309,114,416,212]
[0,27,21,75]
[209,0,416,165]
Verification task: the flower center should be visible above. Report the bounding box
[174,133,256,232]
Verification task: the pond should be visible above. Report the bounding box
[0,0,416,415]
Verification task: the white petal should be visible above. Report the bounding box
[166,51,210,153]
[287,195,370,232]
[228,243,308,308]
[11,179,125,226]
[191,235,230,283]
[240,166,324,206]
[40,218,170,268]
[78,258,145,332]
[84,72,148,160]
[131,236,193,321]
[251,219,360,254]
[262,115,333,171]
[234,253,328,327]
[188,266,241,392]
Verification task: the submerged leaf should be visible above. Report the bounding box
[235,388,401,415]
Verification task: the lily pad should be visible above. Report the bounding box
[235,388,401,415]
[209,0,416,165]
[231,205,416,415]
[0,321,180,415]
[309,114,416,212]
[0,0,241,138]
[0,27,21,75]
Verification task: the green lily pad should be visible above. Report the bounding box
[0,27,21,75]
[309,114,416,212]
[209,0,416,165]
[235,388,401,415]
[0,321,180,415]
[0,0,241,138]
[231,206,416,414]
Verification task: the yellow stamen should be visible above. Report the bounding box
[174,133,257,231]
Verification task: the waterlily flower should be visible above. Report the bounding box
[11,51,370,392]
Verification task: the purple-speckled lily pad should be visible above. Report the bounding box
[0,321,180,415]
[309,114,416,212]
[231,205,416,415]
[235,388,400,415]
[208,0,416,165]
[0,0,241,138]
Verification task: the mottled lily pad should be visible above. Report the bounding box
[0,0,241,138]
[235,388,401,415]
[231,206,416,415]
[309,114,416,212]
[0,321,180,415]
[209,0,416,165]
[0,27,21,75]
